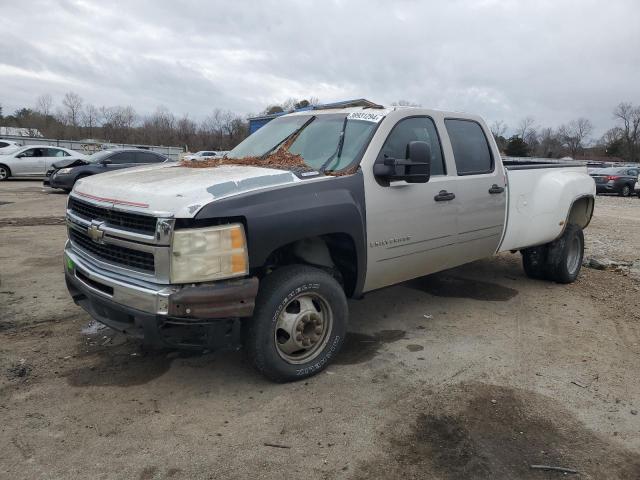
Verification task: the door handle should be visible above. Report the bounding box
[488,184,505,194]
[434,190,455,202]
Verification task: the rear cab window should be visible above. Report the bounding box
[445,119,493,175]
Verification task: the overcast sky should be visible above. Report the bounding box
[1,0,639,136]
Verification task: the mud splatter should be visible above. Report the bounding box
[352,383,640,480]
[335,330,406,365]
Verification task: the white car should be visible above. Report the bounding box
[0,140,22,154]
[0,145,87,180]
[183,150,224,161]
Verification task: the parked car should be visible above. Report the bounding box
[0,140,22,154]
[589,166,638,196]
[44,148,171,192]
[63,105,595,382]
[183,150,225,161]
[0,145,86,181]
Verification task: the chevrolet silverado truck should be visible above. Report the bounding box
[63,105,595,382]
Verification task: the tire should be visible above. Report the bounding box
[620,184,631,197]
[521,245,548,280]
[544,224,584,284]
[244,265,348,382]
[0,164,10,181]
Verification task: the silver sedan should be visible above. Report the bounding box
[0,146,87,180]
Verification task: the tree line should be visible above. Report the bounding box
[490,102,640,162]
[0,93,263,152]
[1,93,639,161]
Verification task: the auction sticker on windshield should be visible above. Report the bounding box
[347,111,389,123]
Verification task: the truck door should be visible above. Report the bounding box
[443,119,506,263]
[363,116,459,292]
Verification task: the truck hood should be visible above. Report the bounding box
[71,162,315,218]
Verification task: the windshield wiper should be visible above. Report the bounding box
[260,116,315,159]
[319,116,348,173]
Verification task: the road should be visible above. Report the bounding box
[1,180,639,479]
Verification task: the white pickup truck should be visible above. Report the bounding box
[63,105,595,381]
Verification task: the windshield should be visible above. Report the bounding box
[227,114,379,172]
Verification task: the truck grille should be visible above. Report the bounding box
[68,197,157,234]
[69,228,155,273]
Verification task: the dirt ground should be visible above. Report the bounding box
[1,180,639,480]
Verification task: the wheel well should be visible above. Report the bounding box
[567,196,594,230]
[261,234,358,297]
[0,163,10,174]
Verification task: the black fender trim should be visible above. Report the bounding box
[194,171,367,297]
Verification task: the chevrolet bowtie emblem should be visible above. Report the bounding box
[87,220,106,243]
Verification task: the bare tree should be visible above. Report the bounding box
[613,102,640,161]
[34,94,53,117]
[81,104,100,138]
[558,118,593,158]
[536,127,562,158]
[61,92,83,128]
[490,120,507,138]
[516,116,538,152]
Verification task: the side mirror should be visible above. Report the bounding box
[373,141,431,183]
[100,159,112,166]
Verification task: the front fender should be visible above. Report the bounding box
[194,172,367,296]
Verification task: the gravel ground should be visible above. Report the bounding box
[1,181,639,480]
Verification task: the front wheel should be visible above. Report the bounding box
[244,265,347,382]
[0,165,10,181]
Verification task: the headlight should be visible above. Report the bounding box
[57,168,72,174]
[170,223,248,283]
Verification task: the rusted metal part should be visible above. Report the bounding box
[168,277,259,319]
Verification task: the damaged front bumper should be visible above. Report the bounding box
[64,243,259,349]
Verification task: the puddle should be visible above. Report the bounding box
[351,383,640,480]
[335,330,406,365]
[408,275,518,301]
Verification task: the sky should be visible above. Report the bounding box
[1,0,639,137]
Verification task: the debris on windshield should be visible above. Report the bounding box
[179,138,356,177]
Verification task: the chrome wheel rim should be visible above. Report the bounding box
[0,167,7,180]
[274,292,333,364]
[566,235,582,274]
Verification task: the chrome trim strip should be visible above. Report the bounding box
[66,244,176,314]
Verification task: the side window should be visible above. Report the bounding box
[46,148,66,157]
[135,152,164,163]
[19,148,37,157]
[445,119,493,175]
[379,117,445,175]
[627,169,638,176]
[109,152,136,164]
[20,148,46,157]
[0,142,9,148]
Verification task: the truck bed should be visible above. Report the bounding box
[498,161,594,252]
